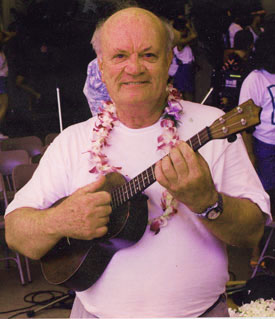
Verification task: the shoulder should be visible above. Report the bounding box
[53,117,96,147]
[243,70,269,86]
[178,100,224,138]
[229,23,242,32]
[181,100,224,120]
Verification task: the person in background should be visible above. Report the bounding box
[83,57,111,116]
[239,30,275,268]
[5,6,270,318]
[224,7,243,48]
[218,29,254,112]
[0,30,16,139]
[246,7,265,44]
[168,16,197,101]
[261,0,275,31]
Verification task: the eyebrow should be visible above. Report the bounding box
[113,46,154,53]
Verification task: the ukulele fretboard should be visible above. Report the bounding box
[110,127,211,210]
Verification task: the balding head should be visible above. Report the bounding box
[92,7,174,58]
[91,6,174,121]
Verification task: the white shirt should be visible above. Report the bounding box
[239,69,275,145]
[168,45,194,77]
[5,100,270,317]
[229,22,243,48]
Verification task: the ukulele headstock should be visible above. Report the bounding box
[209,99,261,140]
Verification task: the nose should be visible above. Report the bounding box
[124,53,145,75]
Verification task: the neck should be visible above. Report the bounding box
[117,107,165,129]
[115,96,168,129]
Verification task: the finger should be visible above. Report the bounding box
[155,160,169,187]
[96,216,110,227]
[93,204,112,217]
[177,141,198,168]
[79,175,106,195]
[93,226,108,238]
[169,146,188,178]
[85,191,112,206]
[161,153,181,184]
[175,142,205,181]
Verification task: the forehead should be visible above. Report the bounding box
[101,10,165,53]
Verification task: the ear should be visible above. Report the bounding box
[98,57,105,83]
[167,49,173,66]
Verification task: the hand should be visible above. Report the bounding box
[155,141,218,213]
[53,176,112,240]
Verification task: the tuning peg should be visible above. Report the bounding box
[227,134,237,143]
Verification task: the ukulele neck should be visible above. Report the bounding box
[111,127,211,210]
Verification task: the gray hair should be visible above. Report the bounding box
[91,12,174,58]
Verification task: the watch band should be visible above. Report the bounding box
[195,193,223,220]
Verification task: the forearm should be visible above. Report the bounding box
[5,178,112,260]
[5,207,61,260]
[199,193,266,248]
[241,131,256,167]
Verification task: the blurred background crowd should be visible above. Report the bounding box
[0,0,274,139]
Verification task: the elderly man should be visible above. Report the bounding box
[5,7,270,318]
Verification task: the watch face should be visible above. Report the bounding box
[207,210,221,220]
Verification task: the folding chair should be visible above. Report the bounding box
[0,136,43,158]
[0,150,30,195]
[44,132,59,146]
[251,222,275,278]
[12,163,38,192]
[0,215,27,285]
[0,150,32,284]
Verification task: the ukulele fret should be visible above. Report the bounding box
[197,133,201,146]
[150,165,156,181]
[121,184,128,202]
[134,177,141,193]
[118,187,123,206]
[187,128,210,152]
[141,172,146,189]
[111,190,119,209]
[111,165,157,209]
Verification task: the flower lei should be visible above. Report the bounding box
[89,85,183,234]
[229,298,275,317]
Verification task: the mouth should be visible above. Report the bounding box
[121,81,150,86]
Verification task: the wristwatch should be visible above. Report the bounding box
[195,193,223,220]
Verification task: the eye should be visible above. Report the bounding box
[113,53,127,61]
[115,54,125,59]
[144,53,155,57]
[143,53,157,61]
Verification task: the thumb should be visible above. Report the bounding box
[80,175,107,194]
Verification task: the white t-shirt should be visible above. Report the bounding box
[5,100,270,317]
[168,45,194,77]
[239,69,275,145]
[229,22,243,48]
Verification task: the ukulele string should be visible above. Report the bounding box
[111,166,156,209]
[111,109,250,209]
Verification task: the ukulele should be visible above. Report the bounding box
[41,99,261,291]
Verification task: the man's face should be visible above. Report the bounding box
[98,11,172,109]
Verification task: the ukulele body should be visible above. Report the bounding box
[41,172,149,291]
